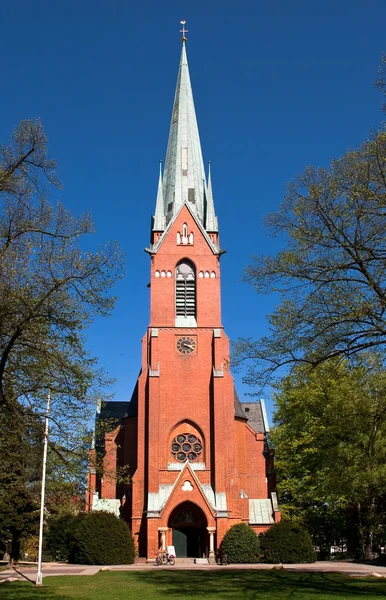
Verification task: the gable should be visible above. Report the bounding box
[157,462,216,519]
[146,203,221,257]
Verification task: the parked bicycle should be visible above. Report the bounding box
[154,551,175,566]
[216,550,228,565]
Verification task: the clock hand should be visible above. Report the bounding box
[182,342,194,349]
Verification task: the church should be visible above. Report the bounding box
[87,29,280,561]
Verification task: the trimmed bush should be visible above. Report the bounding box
[46,514,80,562]
[220,523,260,563]
[69,512,135,565]
[260,521,316,564]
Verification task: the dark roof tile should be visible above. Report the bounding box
[240,401,265,433]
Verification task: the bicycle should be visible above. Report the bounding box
[216,551,228,566]
[154,551,175,566]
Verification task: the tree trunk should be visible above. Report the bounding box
[9,530,21,565]
[357,503,375,560]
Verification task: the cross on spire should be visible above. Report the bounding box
[180,20,188,42]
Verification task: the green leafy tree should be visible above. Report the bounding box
[0,120,124,561]
[272,355,386,559]
[0,407,41,562]
[233,129,386,388]
[0,120,124,416]
[303,503,352,559]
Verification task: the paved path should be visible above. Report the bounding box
[1,560,386,584]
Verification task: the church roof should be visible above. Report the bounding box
[95,376,139,432]
[97,401,128,424]
[240,401,266,433]
[234,389,248,420]
[94,401,128,456]
[125,381,138,418]
[153,40,218,233]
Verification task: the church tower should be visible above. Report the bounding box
[87,28,280,561]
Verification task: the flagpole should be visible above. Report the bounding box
[36,390,50,586]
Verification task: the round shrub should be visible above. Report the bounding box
[220,523,260,563]
[69,512,135,565]
[260,521,316,564]
[46,514,80,562]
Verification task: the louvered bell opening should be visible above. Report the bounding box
[185,281,195,316]
[176,279,196,317]
[176,281,186,316]
[176,260,196,319]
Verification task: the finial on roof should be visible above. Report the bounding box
[180,20,188,43]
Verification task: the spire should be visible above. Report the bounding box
[152,23,218,237]
[205,161,218,232]
[151,23,217,232]
[153,161,165,231]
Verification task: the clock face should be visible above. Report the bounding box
[176,336,196,355]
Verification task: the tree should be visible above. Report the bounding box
[0,118,124,431]
[0,404,88,562]
[0,406,40,562]
[375,53,386,114]
[0,119,124,412]
[272,354,386,559]
[0,119,124,560]
[233,129,386,388]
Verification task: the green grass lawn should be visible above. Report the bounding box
[1,570,386,600]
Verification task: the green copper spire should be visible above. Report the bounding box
[152,25,218,233]
[153,160,165,231]
[205,161,218,232]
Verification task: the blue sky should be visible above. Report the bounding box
[1,0,385,421]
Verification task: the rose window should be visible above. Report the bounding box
[171,433,203,462]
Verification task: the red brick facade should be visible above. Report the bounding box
[87,204,280,558]
[87,40,280,560]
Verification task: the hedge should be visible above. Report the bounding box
[46,514,80,562]
[259,521,316,564]
[69,511,135,565]
[220,523,260,563]
[47,512,135,565]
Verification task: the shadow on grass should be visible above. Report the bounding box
[132,569,386,598]
[1,570,386,600]
[12,567,36,584]
[0,581,72,600]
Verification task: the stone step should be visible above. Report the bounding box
[195,558,209,565]
[174,557,196,564]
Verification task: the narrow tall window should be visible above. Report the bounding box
[176,260,196,320]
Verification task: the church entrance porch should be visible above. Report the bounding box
[173,527,204,558]
[168,501,208,558]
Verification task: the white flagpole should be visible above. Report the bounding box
[36,390,50,586]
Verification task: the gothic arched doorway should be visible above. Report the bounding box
[168,501,208,558]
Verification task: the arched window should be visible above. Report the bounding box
[175,260,196,321]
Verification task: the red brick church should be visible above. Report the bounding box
[87,32,280,561]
